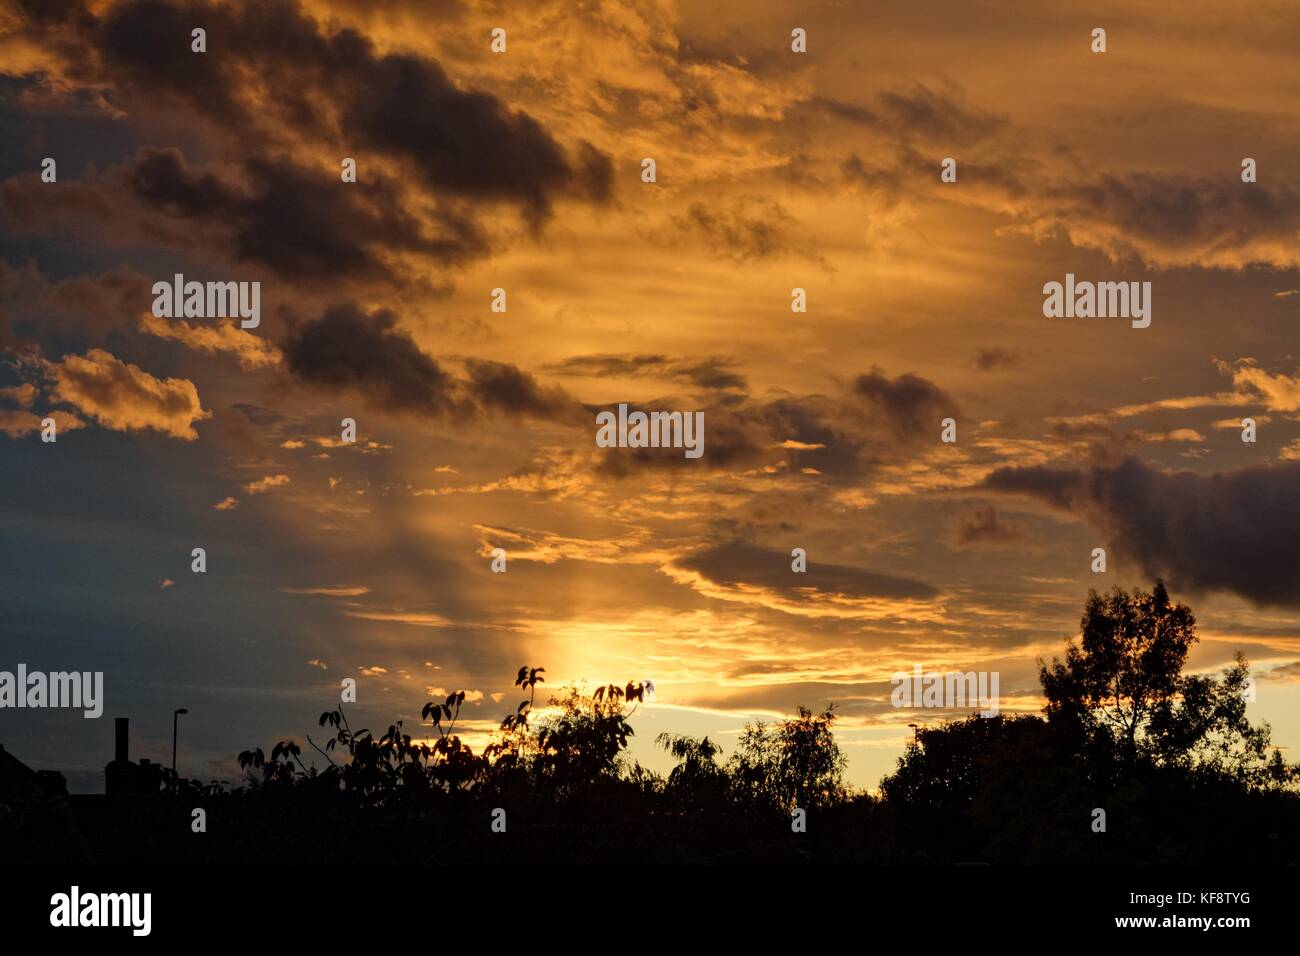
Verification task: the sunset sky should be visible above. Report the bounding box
[2,0,1299,792]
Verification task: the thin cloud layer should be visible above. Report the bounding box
[675,540,939,602]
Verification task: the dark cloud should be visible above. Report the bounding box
[336,50,611,221]
[544,353,747,392]
[588,369,959,480]
[670,197,826,265]
[815,84,1004,144]
[1027,172,1300,266]
[0,168,116,235]
[953,504,1029,548]
[129,147,488,280]
[1266,661,1300,682]
[584,386,884,480]
[676,541,939,601]
[851,368,958,442]
[11,0,91,28]
[1049,420,1116,443]
[841,143,1031,204]
[974,348,1021,371]
[982,456,1300,607]
[947,155,1034,198]
[672,359,748,392]
[464,358,583,422]
[876,83,1006,142]
[545,353,671,377]
[282,303,583,424]
[816,77,1300,269]
[839,152,910,204]
[282,303,466,417]
[593,399,771,476]
[811,96,879,127]
[93,0,246,122]
[20,0,612,222]
[1052,173,1293,243]
[230,403,288,427]
[0,260,147,345]
[0,73,138,181]
[0,147,490,283]
[841,137,1300,269]
[126,147,229,216]
[757,394,878,479]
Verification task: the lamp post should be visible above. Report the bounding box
[172,707,188,775]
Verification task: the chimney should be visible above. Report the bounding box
[105,716,135,797]
[114,717,129,763]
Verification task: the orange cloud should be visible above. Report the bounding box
[0,408,84,439]
[243,474,290,494]
[139,313,281,369]
[46,348,208,440]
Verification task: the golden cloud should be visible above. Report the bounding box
[46,348,208,440]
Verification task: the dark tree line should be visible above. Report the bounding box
[16,583,1300,865]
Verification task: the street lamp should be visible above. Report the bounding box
[172,708,188,775]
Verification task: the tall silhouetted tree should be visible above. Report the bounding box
[1040,581,1195,767]
[1040,581,1289,787]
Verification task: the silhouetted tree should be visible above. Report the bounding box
[656,733,729,811]
[1040,581,1291,787]
[880,715,1090,863]
[533,681,645,792]
[729,705,846,812]
[154,607,1294,866]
